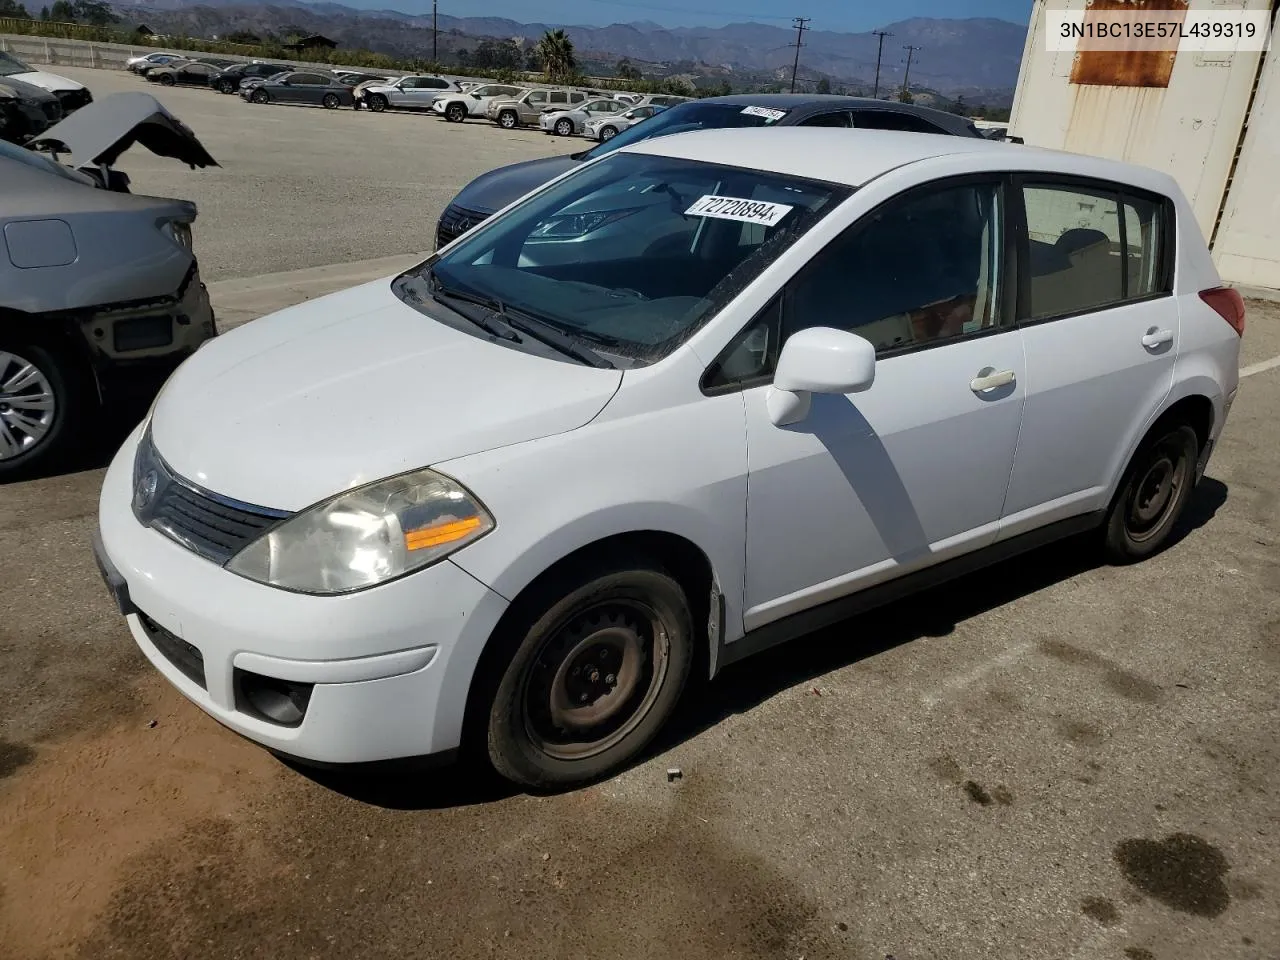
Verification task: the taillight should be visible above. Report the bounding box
[1199,286,1245,337]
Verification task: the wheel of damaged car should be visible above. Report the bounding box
[367,94,388,112]
[554,118,574,137]
[599,125,618,141]
[483,558,693,788]
[0,340,85,480]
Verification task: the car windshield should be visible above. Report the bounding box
[399,152,849,366]
[581,101,789,160]
[0,51,33,77]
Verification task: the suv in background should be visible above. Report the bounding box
[432,83,525,122]
[540,97,629,136]
[487,88,587,129]
[356,75,461,113]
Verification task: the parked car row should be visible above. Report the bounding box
[0,50,92,143]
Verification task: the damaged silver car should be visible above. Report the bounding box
[0,92,218,478]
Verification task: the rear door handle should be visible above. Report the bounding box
[970,368,1017,393]
[1142,328,1174,349]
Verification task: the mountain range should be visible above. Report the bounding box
[113,0,1026,97]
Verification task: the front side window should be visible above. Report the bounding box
[399,154,850,366]
[705,180,1004,389]
[528,91,548,104]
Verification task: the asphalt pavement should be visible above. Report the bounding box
[0,63,1277,960]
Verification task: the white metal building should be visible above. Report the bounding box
[1010,0,1280,294]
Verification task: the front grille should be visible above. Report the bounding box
[133,430,292,565]
[435,204,489,249]
[138,612,206,688]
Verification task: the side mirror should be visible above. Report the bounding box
[766,327,876,426]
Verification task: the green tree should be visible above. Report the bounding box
[224,29,261,44]
[616,57,641,81]
[47,0,71,18]
[815,76,831,95]
[951,94,967,115]
[0,0,32,17]
[39,3,48,16]
[70,0,115,24]
[535,28,576,82]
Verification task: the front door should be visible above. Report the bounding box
[734,177,1025,630]
[1000,178,1177,536]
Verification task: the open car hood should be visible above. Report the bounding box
[31,91,217,170]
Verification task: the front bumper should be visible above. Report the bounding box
[95,426,511,763]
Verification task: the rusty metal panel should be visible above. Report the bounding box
[1070,0,1188,88]
[1212,43,1280,289]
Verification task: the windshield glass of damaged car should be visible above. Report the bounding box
[401,153,848,364]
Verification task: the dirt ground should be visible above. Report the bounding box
[1,65,1279,960]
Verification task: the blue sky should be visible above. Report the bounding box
[344,0,1033,31]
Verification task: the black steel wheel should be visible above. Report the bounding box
[1104,421,1199,562]
[484,560,693,788]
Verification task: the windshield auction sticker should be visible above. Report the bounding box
[741,105,788,122]
[685,195,794,226]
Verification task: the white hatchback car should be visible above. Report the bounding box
[95,129,1243,788]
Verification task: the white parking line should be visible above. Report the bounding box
[1241,354,1280,378]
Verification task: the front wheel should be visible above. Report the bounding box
[554,118,574,137]
[1103,421,1199,563]
[219,80,236,94]
[367,94,388,113]
[158,74,174,86]
[484,561,694,788]
[599,125,618,141]
[322,93,340,109]
[0,341,86,481]
[251,88,269,104]
[445,102,466,122]
[498,109,518,129]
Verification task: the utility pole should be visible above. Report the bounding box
[432,0,438,64]
[871,29,892,98]
[901,44,920,100]
[789,16,810,94]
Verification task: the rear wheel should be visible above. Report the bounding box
[554,118,574,137]
[446,101,466,122]
[498,109,518,129]
[367,94,388,113]
[251,88,269,104]
[219,79,236,94]
[322,93,340,109]
[1103,421,1199,563]
[483,560,694,788]
[0,340,86,481]
[599,124,618,141]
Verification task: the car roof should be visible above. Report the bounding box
[691,93,979,134]
[618,127,1175,194]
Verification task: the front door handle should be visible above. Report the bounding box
[1142,328,1174,349]
[970,368,1017,393]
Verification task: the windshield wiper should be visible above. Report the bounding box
[410,271,521,342]
[497,308,616,369]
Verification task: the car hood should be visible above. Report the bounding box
[13,69,85,93]
[450,154,580,216]
[0,76,58,105]
[149,278,623,510]
[31,92,217,169]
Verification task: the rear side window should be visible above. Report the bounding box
[1021,182,1171,320]
[853,111,946,134]
[292,74,327,85]
[799,111,853,128]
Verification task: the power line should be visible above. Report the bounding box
[901,43,921,100]
[432,0,438,63]
[788,16,810,94]
[870,29,892,98]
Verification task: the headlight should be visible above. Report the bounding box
[226,468,494,595]
[161,220,193,252]
[529,207,643,240]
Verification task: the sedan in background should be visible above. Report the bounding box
[0,50,92,113]
[583,103,662,142]
[241,71,356,109]
[355,75,461,113]
[540,97,629,137]
[146,60,220,88]
[210,62,293,94]
[126,52,184,74]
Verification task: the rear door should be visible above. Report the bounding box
[1000,177,1177,537]
[178,63,216,86]
[280,73,328,103]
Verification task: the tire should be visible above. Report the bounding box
[484,558,694,788]
[1102,421,1199,563]
[251,88,269,104]
[158,74,174,86]
[0,340,87,481]
[367,94,388,113]
[445,101,466,122]
[322,93,340,109]
[554,118,574,137]
[498,109,518,129]
[219,80,235,94]
[599,125,618,141]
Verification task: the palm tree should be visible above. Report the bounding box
[536,29,577,83]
